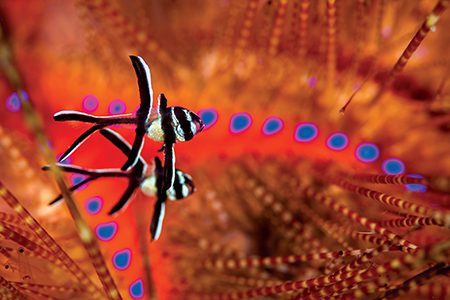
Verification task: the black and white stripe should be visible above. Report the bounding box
[157,103,203,190]
[170,107,204,142]
[167,171,195,200]
[121,55,154,171]
[142,159,195,201]
[149,156,195,240]
[150,199,166,241]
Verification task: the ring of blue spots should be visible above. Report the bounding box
[6,91,28,112]
[108,100,127,115]
[405,174,428,192]
[230,112,252,134]
[198,109,218,130]
[70,174,88,191]
[262,117,283,136]
[294,123,319,142]
[82,95,99,112]
[382,158,405,175]
[112,248,132,271]
[202,108,434,196]
[129,279,144,299]
[95,222,118,241]
[85,196,103,215]
[355,143,380,163]
[326,132,349,151]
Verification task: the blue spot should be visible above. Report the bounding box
[113,248,132,270]
[382,158,405,175]
[294,123,319,142]
[198,109,218,129]
[129,279,144,299]
[70,174,88,191]
[85,196,103,215]
[262,117,283,136]
[355,143,380,163]
[95,222,118,241]
[326,132,349,151]
[6,91,28,112]
[82,95,99,112]
[405,174,427,192]
[230,113,252,134]
[108,100,126,115]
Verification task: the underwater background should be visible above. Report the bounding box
[0,0,449,299]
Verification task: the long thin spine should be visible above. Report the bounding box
[354,0,368,57]
[203,247,392,271]
[197,238,239,257]
[0,184,103,297]
[203,240,450,299]
[287,0,300,55]
[14,286,59,300]
[0,246,12,258]
[235,0,259,58]
[299,273,389,300]
[0,223,63,267]
[346,173,427,185]
[371,0,449,104]
[216,274,282,288]
[326,277,390,300]
[0,275,26,300]
[390,0,448,76]
[0,212,23,226]
[377,216,441,228]
[298,0,310,58]
[376,263,448,299]
[201,266,379,299]
[326,0,337,90]
[1,221,48,247]
[11,281,82,294]
[326,176,450,226]
[259,1,276,57]
[299,183,418,250]
[269,0,289,56]
[328,223,387,246]
[221,1,244,50]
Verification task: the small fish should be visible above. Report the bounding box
[44,128,196,240]
[53,55,204,191]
